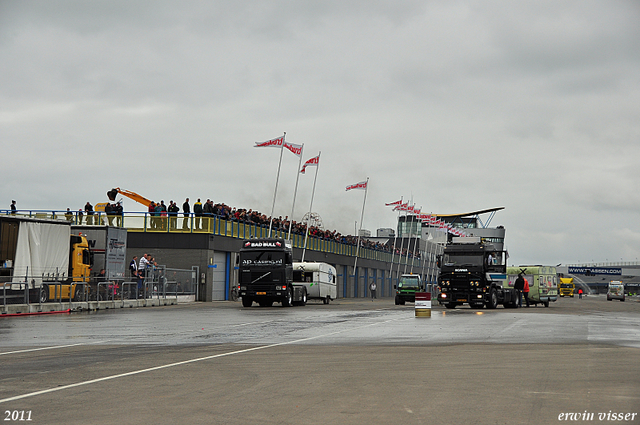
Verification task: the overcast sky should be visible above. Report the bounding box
[1,0,639,266]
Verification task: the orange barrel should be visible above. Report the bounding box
[415,292,431,318]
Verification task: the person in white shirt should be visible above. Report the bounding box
[139,254,151,271]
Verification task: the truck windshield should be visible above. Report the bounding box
[560,284,573,288]
[240,251,285,266]
[398,277,420,289]
[443,253,483,266]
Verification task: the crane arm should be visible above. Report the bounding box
[107,188,153,208]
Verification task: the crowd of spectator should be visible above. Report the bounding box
[191,200,421,258]
[57,197,422,259]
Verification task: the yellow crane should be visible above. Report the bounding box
[96,188,153,212]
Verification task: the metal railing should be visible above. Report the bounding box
[2,209,429,268]
[1,266,198,310]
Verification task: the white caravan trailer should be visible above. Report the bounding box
[292,262,337,304]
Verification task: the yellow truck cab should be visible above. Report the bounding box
[43,233,92,302]
[559,277,575,297]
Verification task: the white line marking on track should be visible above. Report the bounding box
[0,341,108,356]
[0,316,404,404]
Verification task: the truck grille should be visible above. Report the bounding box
[248,284,275,293]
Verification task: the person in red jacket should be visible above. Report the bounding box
[523,277,530,307]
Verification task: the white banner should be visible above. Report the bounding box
[345,181,367,191]
[284,142,303,156]
[300,155,319,173]
[254,136,285,148]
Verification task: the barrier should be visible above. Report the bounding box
[0,210,431,270]
[415,292,431,317]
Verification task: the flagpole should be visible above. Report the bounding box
[403,201,413,274]
[388,197,402,293]
[353,177,369,274]
[421,228,429,278]
[288,143,304,241]
[421,214,433,281]
[409,206,422,274]
[395,204,406,283]
[268,132,285,237]
[301,152,321,262]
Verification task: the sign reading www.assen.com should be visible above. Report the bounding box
[568,267,622,276]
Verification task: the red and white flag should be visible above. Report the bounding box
[346,180,367,191]
[284,142,303,156]
[300,154,320,174]
[254,136,284,148]
[393,202,408,211]
[407,205,415,213]
[385,200,402,207]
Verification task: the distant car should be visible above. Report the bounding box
[607,281,625,301]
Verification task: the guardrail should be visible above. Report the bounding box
[1,210,430,268]
[1,265,198,311]
[1,280,196,311]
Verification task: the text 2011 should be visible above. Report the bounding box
[4,411,32,421]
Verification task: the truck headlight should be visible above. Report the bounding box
[240,286,246,290]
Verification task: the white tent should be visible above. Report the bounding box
[12,221,70,283]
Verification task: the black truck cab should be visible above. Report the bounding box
[437,237,518,309]
[238,238,306,307]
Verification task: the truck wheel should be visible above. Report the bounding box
[38,285,49,303]
[486,289,497,309]
[445,303,456,309]
[544,300,550,307]
[394,295,400,305]
[282,290,292,307]
[300,289,307,306]
[242,297,253,308]
[323,296,330,305]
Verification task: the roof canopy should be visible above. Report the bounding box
[434,207,504,218]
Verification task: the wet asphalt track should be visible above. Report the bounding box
[0,296,638,425]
